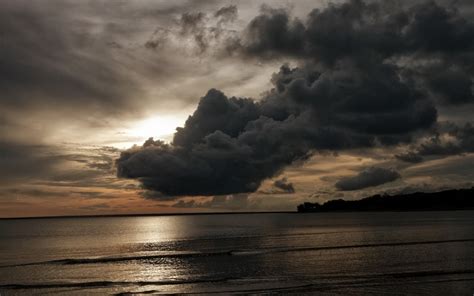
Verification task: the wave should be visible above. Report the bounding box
[2,269,474,292]
[0,277,236,290]
[126,277,474,296]
[138,270,474,295]
[230,237,474,256]
[2,237,474,268]
[267,237,474,254]
[0,251,232,268]
[173,229,369,243]
[115,282,317,296]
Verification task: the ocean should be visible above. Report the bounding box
[1,211,473,295]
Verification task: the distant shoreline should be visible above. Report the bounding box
[2,187,474,220]
[297,187,474,213]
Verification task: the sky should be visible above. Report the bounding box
[1,0,474,218]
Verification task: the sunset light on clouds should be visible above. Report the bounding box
[1,0,473,218]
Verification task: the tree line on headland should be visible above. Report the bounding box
[297,188,474,213]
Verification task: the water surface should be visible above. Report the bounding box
[1,211,474,295]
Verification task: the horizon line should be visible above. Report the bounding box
[0,211,296,220]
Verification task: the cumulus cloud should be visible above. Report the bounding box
[335,167,401,191]
[116,0,473,197]
[235,1,474,65]
[233,0,474,108]
[117,78,432,196]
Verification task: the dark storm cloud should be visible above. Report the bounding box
[424,65,474,105]
[240,6,306,58]
[233,0,474,105]
[264,63,436,139]
[117,71,432,196]
[117,0,473,197]
[395,122,474,163]
[236,1,474,63]
[335,167,401,191]
[418,122,474,156]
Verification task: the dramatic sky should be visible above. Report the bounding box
[1,0,474,217]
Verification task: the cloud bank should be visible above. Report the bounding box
[117,0,474,197]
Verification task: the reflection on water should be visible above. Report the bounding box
[0,211,474,295]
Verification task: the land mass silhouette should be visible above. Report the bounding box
[297,187,474,213]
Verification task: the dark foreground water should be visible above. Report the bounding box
[1,211,474,295]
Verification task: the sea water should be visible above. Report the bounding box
[1,211,474,295]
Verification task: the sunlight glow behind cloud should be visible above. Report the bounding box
[127,114,186,143]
